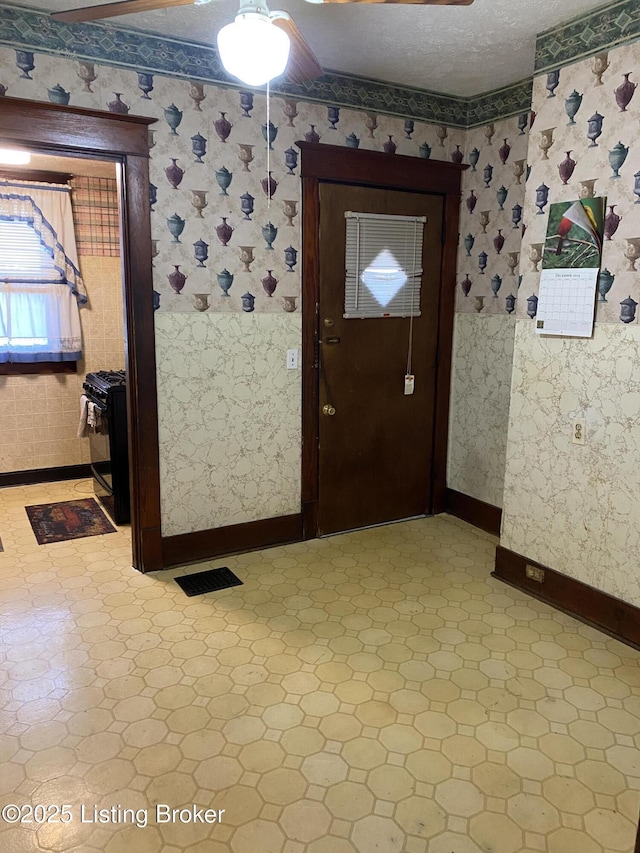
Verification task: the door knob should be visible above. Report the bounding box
[322,404,336,416]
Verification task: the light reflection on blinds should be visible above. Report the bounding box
[0,220,59,280]
[344,211,426,319]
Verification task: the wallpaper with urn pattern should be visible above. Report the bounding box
[0,41,470,535]
[502,41,640,607]
[455,114,529,317]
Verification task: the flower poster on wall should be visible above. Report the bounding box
[536,197,606,337]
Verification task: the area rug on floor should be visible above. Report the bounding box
[25,498,116,545]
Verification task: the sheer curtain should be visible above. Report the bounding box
[0,180,86,362]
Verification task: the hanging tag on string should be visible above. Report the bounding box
[404,219,419,398]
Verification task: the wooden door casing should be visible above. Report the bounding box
[299,141,467,539]
[317,183,444,535]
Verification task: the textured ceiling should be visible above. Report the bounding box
[11,0,608,96]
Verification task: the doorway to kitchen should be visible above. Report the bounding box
[0,97,162,572]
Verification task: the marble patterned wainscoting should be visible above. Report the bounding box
[447,314,516,509]
[155,312,301,537]
[501,320,640,607]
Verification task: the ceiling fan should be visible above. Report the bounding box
[51,0,474,87]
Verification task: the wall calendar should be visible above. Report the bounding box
[535,197,606,337]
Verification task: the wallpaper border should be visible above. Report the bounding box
[465,79,533,128]
[0,2,531,127]
[536,0,640,75]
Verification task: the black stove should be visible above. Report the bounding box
[83,370,130,525]
[83,370,126,398]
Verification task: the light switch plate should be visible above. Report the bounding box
[287,349,299,370]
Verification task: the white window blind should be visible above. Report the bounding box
[0,219,60,281]
[0,219,82,362]
[0,219,61,349]
[344,211,426,319]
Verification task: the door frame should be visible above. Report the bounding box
[298,141,466,539]
[0,97,162,572]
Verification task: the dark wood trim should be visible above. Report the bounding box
[119,154,162,572]
[494,545,640,651]
[431,190,463,514]
[635,812,640,853]
[0,97,162,572]
[301,175,320,539]
[302,500,318,541]
[297,141,466,194]
[162,513,303,569]
[445,488,502,536]
[0,463,92,488]
[299,141,467,539]
[0,97,153,157]
[0,168,73,184]
[0,362,77,375]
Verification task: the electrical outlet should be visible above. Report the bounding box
[286,349,299,370]
[526,565,545,584]
[571,418,586,445]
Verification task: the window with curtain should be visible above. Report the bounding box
[344,211,426,319]
[0,179,86,363]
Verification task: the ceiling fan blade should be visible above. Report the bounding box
[272,16,324,85]
[319,0,474,4]
[51,0,195,24]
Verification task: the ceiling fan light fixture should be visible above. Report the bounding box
[0,148,31,166]
[217,11,290,87]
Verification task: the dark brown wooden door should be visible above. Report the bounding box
[318,183,444,535]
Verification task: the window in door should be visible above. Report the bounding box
[344,211,426,319]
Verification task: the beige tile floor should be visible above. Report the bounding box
[1,479,639,853]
